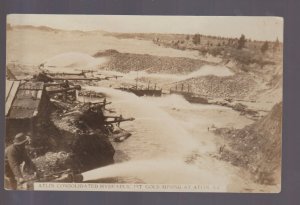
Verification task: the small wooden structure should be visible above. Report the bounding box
[170,83,208,104]
[5,80,50,142]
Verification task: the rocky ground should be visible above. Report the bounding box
[213,102,282,185]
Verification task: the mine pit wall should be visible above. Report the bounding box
[215,102,282,185]
[46,125,115,173]
[70,133,115,172]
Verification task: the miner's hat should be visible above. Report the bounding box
[13,133,30,145]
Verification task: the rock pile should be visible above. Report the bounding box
[94,50,210,74]
[33,152,73,175]
[182,74,257,99]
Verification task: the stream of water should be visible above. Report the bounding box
[79,87,269,192]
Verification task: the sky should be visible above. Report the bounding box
[7,14,283,41]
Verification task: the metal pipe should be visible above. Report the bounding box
[46,85,81,94]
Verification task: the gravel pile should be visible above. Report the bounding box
[95,51,209,74]
[33,151,73,174]
[182,74,257,99]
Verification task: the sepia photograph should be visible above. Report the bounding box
[5,15,283,193]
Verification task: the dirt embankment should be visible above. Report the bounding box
[29,101,115,176]
[94,50,213,74]
[214,102,282,185]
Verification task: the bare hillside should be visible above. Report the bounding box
[214,102,282,185]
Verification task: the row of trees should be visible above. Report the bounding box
[238,34,281,53]
[154,33,281,54]
[192,33,280,53]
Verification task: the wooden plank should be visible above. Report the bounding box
[5,81,13,101]
[5,81,20,116]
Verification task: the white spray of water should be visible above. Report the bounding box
[43,52,108,72]
[143,94,231,111]
[185,65,234,78]
[82,86,255,191]
[84,86,201,159]
[82,159,231,185]
[100,64,233,83]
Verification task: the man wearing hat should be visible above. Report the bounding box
[5,132,38,190]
